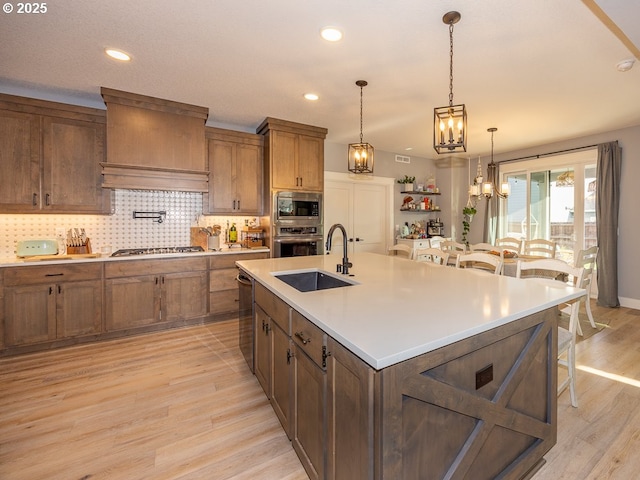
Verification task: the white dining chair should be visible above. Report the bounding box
[440,240,467,266]
[469,242,495,252]
[496,237,523,255]
[456,252,503,275]
[414,247,449,266]
[523,238,557,258]
[388,244,413,259]
[566,246,599,336]
[516,258,586,407]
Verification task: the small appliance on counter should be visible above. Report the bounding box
[16,239,58,257]
[427,219,444,237]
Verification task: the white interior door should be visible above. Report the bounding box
[324,172,393,256]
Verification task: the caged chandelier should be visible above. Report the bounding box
[434,11,467,154]
[348,80,374,174]
[482,127,510,199]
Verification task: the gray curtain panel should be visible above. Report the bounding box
[596,141,621,307]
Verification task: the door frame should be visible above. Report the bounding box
[324,171,395,253]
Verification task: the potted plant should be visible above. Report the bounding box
[461,205,477,246]
[397,175,416,192]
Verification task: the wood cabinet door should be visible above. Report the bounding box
[271,320,293,439]
[4,284,56,346]
[271,130,299,190]
[0,110,41,211]
[207,139,236,213]
[297,134,324,192]
[326,337,375,480]
[235,142,262,214]
[293,346,326,480]
[56,280,103,338]
[105,275,160,331]
[254,305,271,396]
[42,115,110,213]
[162,270,208,321]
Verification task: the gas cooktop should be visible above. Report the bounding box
[110,246,205,257]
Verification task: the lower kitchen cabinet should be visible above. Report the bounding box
[2,263,103,346]
[209,252,268,316]
[254,283,293,438]
[105,257,207,331]
[292,310,327,480]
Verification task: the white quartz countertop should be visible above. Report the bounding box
[236,252,585,370]
[0,247,269,267]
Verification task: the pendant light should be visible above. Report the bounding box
[434,11,467,154]
[348,80,374,174]
[482,128,510,199]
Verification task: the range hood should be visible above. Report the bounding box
[101,88,209,192]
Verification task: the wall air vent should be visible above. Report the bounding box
[395,155,411,164]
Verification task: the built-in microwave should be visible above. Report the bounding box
[274,192,322,224]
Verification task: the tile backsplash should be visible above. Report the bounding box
[0,190,260,258]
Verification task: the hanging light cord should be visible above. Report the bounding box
[359,84,364,144]
[448,22,455,107]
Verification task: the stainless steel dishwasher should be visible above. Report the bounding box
[237,270,254,372]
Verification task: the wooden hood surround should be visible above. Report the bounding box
[100,88,209,192]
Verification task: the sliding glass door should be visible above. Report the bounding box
[498,149,597,265]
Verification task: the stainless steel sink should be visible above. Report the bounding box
[274,270,356,292]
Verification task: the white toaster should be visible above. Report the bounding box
[16,239,59,257]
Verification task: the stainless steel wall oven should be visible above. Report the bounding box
[272,192,323,257]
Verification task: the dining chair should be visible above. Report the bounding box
[495,237,523,255]
[456,252,503,275]
[568,246,599,335]
[470,242,495,252]
[523,238,557,258]
[516,258,586,407]
[414,247,449,266]
[388,244,413,259]
[427,236,445,249]
[440,240,467,266]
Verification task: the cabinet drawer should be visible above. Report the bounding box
[105,257,207,278]
[209,290,238,315]
[209,268,237,292]
[209,252,268,269]
[255,282,290,333]
[292,310,326,369]
[3,263,102,286]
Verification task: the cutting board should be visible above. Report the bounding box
[21,253,102,262]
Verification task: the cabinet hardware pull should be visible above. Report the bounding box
[265,323,271,334]
[237,200,240,210]
[58,285,61,294]
[322,346,331,368]
[33,193,37,206]
[155,277,159,285]
[295,331,310,345]
[233,200,236,209]
[49,286,53,295]
[262,319,266,331]
[287,348,293,365]
[45,193,51,206]
[45,273,64,277]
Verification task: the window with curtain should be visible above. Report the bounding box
[498,149,597,265]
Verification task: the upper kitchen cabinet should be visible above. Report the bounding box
[100,88,209,192]
[204,127,263,215]
[0,94,111,214]
[257,117,327,193]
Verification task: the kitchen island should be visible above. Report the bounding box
[236,252,584,480]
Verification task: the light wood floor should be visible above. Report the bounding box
[1,301,638,480]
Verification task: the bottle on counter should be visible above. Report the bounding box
[229,223,237,243]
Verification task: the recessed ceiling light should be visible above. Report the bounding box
[405,147,413,151]
[105,48,131,62]
[320,27,343,42]
[616,58,635,72]
[304,93,319,101]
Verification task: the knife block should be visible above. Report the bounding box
[67,238,91,254]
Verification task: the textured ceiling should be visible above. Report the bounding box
[1,0,638,159]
